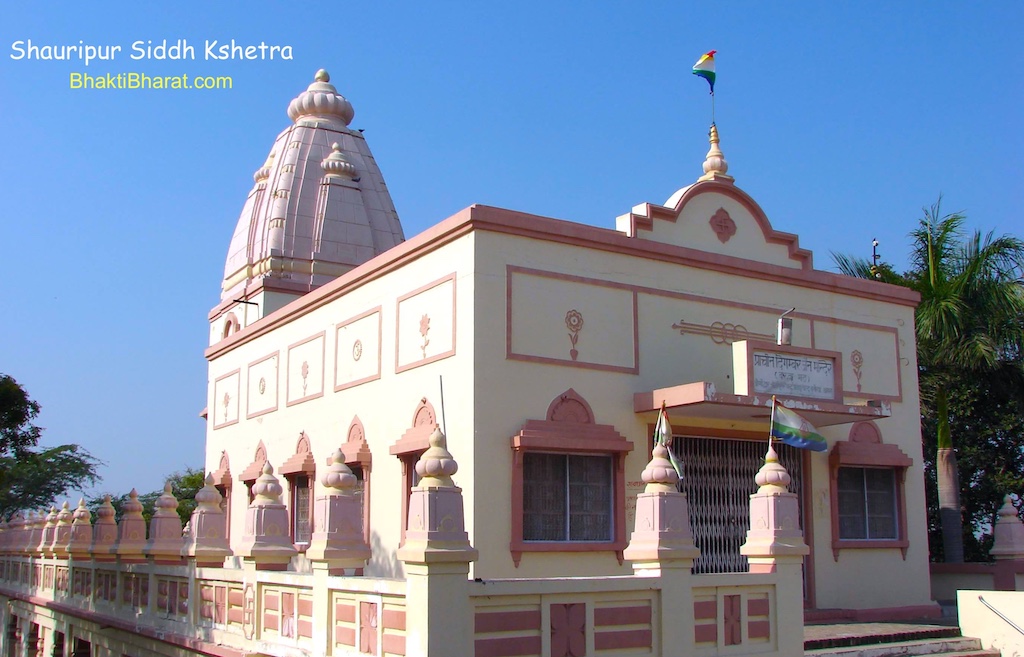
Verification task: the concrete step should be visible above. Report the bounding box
[805,636,995,657]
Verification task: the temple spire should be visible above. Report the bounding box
[698,124,733,183]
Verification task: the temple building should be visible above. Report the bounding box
[5,69,1006,657]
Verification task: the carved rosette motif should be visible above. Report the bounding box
[709,208,737,243]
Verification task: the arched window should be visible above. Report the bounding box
[509,389,633,567]
[280,432,317,548]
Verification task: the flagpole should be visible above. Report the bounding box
[711,91,716,126]
[769,395,776,449]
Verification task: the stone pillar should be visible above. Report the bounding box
[397,427,477,657]
[238,462,297,570]
[115,489,148,563]
[38,507,58,557]
[623,443,701,653]
[67,500,93,561]
[184,475,232,567]
[307,450,370,573]
[4,513,24,556]
[145,482,184,564]
[91,496,118,561]
[740,445,809,656]
[51,502,73,559]
[26,511,45,557]
[991,495,1024,561]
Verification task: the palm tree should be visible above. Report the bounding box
[834,198,1024,562]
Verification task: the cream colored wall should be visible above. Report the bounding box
[623,189,805,269]
[470,227,932,611]
[957,590,1024,654]
[205,235,477,579]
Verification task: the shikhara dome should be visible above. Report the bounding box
[221,70,405,300]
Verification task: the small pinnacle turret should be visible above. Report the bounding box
[698,124,733,183]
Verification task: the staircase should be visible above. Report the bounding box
[805,622,1000,656]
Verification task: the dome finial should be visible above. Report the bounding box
[287,69,354,125]
[698,123,734,183]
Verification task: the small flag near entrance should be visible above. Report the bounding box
[655,402,685,478]
[770,397,828,452]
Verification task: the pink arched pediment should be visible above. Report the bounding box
[546,389,595,424]
[281,431,316,476]
[411,398,437,428]
[212,450,232,488]
[621,179,813,270]
[239,441,268,482]
[347,416,366,445]
[848,421,882,444]
[341,416,372,467]
[391,397,438,456]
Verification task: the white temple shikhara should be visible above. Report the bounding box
[2,70,1023,657]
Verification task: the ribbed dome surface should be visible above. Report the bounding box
[221,70,404,300]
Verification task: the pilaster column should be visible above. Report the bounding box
[90,496,118,562]
[145,482,184,564]
[623,443,700,653]
[307,450,370,574]
[238,462,297,570]
[739,445,809,656]
[991,495,1024,561]
[397,427,477,657]
[51,502,73,559]
[184,474,232,567]
[115,490,147,564]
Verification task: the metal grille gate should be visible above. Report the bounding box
[674,436,804,574]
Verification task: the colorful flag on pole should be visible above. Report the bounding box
[692,50,716,94]
[771,400,828,452]
[655,404,685,478]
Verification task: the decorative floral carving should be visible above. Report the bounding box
[709,207,737,244]
[550,603,586,657]
[258,377,266,395]
[222,392,230,420]
[352,339,363,361]
[565,310,584,361]
[419,314,431,358]
[301,360,309,395]
[851,350,864,392]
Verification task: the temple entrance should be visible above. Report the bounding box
[673,435,806,575]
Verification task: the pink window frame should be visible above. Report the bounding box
[510,389,633,567]
[828,421,912,560]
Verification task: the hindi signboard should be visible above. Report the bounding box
[751,350,836,400]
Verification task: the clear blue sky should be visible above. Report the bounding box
[1,2,1020,500]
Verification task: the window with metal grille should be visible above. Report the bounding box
[290,475,312,545]
[837,467,897,540]
[523,453,612,542]
[676,436,804,574]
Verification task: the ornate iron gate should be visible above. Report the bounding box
[674,436,805,574]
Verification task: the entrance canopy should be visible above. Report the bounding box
[634,381,889,435]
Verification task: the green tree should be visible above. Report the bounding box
[834,199,1024,562]
[89,467,205,526]
[921,372,1024,561]
[0,374,102,518]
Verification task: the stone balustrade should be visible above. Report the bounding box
[0,433,926,656]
